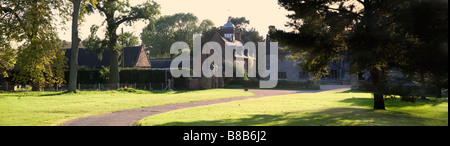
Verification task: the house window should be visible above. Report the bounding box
[299,72,309,80]
[329,69,338,79]
[358,73,366,81]
[279,72,287,80]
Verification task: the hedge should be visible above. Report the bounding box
[64,68,185,85]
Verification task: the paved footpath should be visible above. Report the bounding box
[59,85,350,126]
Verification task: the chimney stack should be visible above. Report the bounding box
[269,25,276,31]
[235,32,242,42]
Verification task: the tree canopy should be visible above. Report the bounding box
[1,0,68,90]
[270,0,448,109]
[85,0,160,85]
[119,32,140,47]
[141,13,214,58]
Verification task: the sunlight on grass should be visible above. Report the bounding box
[136,90,448,126]
[0,89,254,126]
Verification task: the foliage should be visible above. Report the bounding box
[270,0,448,109]
[85,0,160,85]
[0,38,16,77]
[269,0,353,78]
[1,0,68,90]
[395,0,448,98]
[240,28,264,44]
[141,13,214,58]
[116,87,137,93]
[228,16,250,30]
[119,32,140,47]
[99,66,110,80]
[0,2,17,77]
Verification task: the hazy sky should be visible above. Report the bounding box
[57,0,291,42]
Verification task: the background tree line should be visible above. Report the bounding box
[1,0,265,92]
[141,15,264,58]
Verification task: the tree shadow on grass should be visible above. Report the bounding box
[149,108,444,126]
[0,91,73,98]
[145,90,193,94]
[335,90,372,94]
[335,90,447,108]
[339,97,447,108]
[38,91,74,97]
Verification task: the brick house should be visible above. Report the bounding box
[198,20,248,89]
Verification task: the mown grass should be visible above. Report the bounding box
[0,89,254,126]
[136,90,448,126]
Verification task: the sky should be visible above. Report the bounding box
[56,0,292,42]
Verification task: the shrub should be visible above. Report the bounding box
[380,83,420,103]
[117,87,137,93]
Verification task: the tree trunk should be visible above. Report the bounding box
[370,68,386,110]
[107,19,120,88]
[436,83,442,98]
[31,84,40,91]
[419,71,427,100]
[68,0,81,93]
[109,49,120,88]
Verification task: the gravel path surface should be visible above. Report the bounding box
[59,85,350,126]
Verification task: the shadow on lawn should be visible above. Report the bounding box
[0,91,73,98]
[335,90,447,108]
[144,90,192,94]
[0,89,198,97]
[339,97,447,108]
[39,91,74,97]
[150,108,441,126]
[335,90,372,94]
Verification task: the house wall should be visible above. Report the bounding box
[277,58,305,81]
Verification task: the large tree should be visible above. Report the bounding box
[0,25,16,78]
[86,0,159,87]
[228,16,250,31]
[67,0,100,93]
[396,0,448,98]
[269,0,445,110]
[1,0,68,91]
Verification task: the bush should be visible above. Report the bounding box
[380,83,420,103]
[64,69,171,84]
[117,87,137,93]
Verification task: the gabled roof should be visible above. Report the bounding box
[149,58,193,70]
[64,46,150,68]
[149,59,173,69]
[62,41,85,49]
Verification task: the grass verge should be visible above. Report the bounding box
[0,89,254,126]
[136,90,448,126]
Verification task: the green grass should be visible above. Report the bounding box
[136,90,448,126]
[224,85,320,91]
[0,89,254,126]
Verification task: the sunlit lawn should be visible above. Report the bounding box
[0,89,254,126]
[136,90,448,126]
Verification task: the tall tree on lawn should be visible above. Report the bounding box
[86,0,160,87]
[1,0,68,91]
[270,0,447,109]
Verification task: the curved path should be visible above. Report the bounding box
[59,85,350,126]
